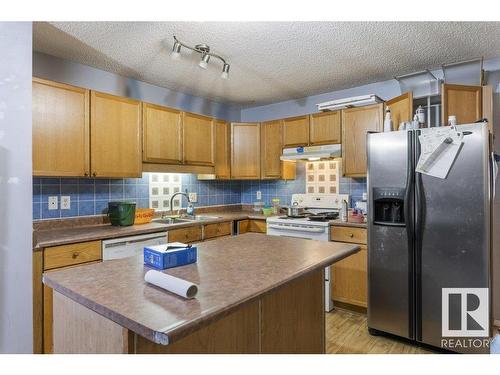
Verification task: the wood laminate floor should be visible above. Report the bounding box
[325,309,433,354]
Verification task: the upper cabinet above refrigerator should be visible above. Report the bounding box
[441,83,482,125]
[386,92,413,131]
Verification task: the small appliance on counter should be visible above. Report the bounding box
[266,193,349,312]
[108,201,136,226]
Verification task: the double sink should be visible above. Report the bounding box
[153,215,221,225]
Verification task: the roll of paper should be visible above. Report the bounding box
[144,270,198,299]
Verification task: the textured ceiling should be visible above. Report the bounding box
[33,21,500,106]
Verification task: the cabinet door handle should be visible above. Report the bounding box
[72,252,79,259]
[349,233,354,238]
[84,172,89,177]
[92,172,97,177]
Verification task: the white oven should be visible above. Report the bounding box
[267,218,333,312]
[266,193,349,312]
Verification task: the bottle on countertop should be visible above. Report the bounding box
[383,107,393,132]
[341,199,349,222]
[411,114,420,130]
[416,105,425,126]
[186,202,195,216]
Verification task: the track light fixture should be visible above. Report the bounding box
[170,36,230,79]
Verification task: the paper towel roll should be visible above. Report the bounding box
[144,270,198,299]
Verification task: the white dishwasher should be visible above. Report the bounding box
[102,231,168,260]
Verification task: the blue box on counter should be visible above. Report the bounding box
[143,243,197,270]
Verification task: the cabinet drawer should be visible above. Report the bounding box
[204,222,232,239]
[168,226,202,243]
[330,226,366,244]
[43,240,102,271]
[248,219,267,234]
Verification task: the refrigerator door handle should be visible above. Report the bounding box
[404,130,415,339]
[414,129,424,341]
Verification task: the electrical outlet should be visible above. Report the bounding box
[61,196,71,210]
[48,196,58,210]
[362,192,367,201]
[188,192,197,203]
[256,190,262,200]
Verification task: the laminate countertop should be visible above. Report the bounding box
[33,211,273,250]
[43,233,360,345]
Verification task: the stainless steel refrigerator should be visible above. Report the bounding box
[367,122,493,353]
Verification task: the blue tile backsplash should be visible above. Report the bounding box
[33,164,367,220]
[33,175,150,220]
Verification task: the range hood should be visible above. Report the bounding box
[280,144,341,161]
[317,94,383,112]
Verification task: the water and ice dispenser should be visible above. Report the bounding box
[372,187,406,226]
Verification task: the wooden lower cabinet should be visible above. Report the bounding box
[238,219,267,234]
[43,241,102,270]
[34,240,103,354]
[203,222,232,240]
[52,269,324,353]
[330,226,367,309]
[330,226,367,245]
[168,226,203,243]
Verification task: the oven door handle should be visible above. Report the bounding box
[267,224,326,233]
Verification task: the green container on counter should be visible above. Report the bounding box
[107,201,136,226]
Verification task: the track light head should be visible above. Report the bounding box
[198,54,210,69]
[171,41,181,60]
[221,63,230,79]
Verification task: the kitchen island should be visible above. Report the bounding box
[43,233,359,354]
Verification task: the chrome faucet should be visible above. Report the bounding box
[169,192,191,216]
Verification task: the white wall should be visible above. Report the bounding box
[0,22,33,353]
[33,52,242,122]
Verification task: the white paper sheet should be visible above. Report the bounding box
[416,126,464,179]
[145,270,198,299]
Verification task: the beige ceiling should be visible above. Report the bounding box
[33,21,500,106]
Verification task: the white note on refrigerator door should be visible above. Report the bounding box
[416,127,464,179]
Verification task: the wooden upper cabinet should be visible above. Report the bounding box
[282,115,310,147]
[386,92,413,131]
[33,78,90,176]
[142,103,182,164]
[231,122,261,179]
[261,120,283,179]
[215,120,231,179]
[90,91,142,178]
[442,84,482,125]
[182,112,215,166]
[342,103,383,177]
[309,111,341,145]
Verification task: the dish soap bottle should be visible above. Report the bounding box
[186,202,195,216]
[383,107,393,132]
